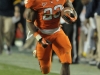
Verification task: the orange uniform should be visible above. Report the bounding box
[25,0,72,74]
[25,0,66,29]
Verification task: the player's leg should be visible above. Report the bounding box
[52,29,72,75]
[61,63,70,75]
[36,42,52,74]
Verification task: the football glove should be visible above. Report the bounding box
[39,38,51,48]
[61,7,77,24]
[35,33,51,48]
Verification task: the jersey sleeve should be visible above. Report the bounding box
[24,0,35,8]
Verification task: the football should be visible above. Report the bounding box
[61,7,77,24]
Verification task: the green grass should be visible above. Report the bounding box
[0,47,100,75]
[0,63,58,75]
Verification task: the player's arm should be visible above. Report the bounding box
[26,8,51,48]
[26,8,38,33]
[64,0,74,8]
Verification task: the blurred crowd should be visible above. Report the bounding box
[0,0,100,70]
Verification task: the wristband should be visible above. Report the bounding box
[34,32,42,41]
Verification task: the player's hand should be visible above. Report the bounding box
[39,38,51,48]
[34,33,51,48]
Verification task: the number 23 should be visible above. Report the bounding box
[43,5,63,20]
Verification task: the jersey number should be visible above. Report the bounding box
[43,5,63,20]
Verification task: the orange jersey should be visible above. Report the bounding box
[25,0,66,29]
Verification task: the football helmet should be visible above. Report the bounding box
[61,7,77,24]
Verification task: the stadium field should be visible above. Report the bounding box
[0,47,100,75]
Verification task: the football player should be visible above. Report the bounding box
[24,0,77,75]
